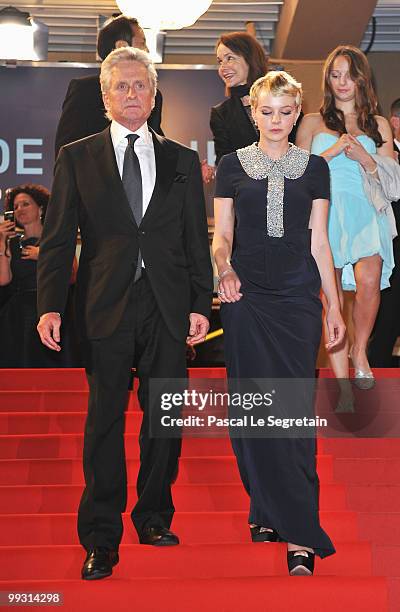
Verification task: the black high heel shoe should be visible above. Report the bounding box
[250,525,280,543]
[287,550,315,575]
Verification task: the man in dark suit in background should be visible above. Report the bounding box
[54,15,163,157]
[37,47,213,580]
[369,97,400,366]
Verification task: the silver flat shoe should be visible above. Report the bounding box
[353,368,375,390]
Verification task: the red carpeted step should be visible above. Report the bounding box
[373,544,400,577]
[0,391,139,412]
[0,511,359,547]
[334,458,400,484]
[0,367,227,391]
[0,454,333,485]
[388,578,400,612]
[1,367,397,610]
[0,577,388,612]
[0,366,396,390]
[345,484,400,512]
[0,434,335,463]
[357,513,400,544]
[0,542,372,580]
[0,369,89,390]
[321,438,400,458]
[0,482,347,514]
[0,411,138,434]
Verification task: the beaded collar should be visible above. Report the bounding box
[237,142,310,237]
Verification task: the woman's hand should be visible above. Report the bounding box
[324,133,352,160]
[325,306,346,350]
[0,220,16,246]
[217,269,243,302]
[21,245,39,261]
[201,160,215,184]
[344,134,375,169]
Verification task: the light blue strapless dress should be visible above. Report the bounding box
[311,133,394,291]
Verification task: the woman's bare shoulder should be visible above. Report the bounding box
[375,114,391,129]
[301,113,324,130]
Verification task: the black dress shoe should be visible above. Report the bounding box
[81,547,119,580]
[139,526,179,546]
[250,525,281,543]
[287,550,315,576]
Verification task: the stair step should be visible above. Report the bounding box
[0,542,372,580]
[357,513,400,543]
[0,391,139,413]
[322,438,400,458]
[373,544,400,577]
[334,457,400,484]
[0,368,227,391]
[346,484,400,512]
[0,482,347,514]
[0,510,358,545]
[0,455,333,485]
[0,576,388,612]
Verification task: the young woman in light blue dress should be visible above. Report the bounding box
[296,45,395,408]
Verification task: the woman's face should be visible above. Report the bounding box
[13,193,41,226]
[217,43,249,88]
[252,91,299,143]
[328,55,356,103]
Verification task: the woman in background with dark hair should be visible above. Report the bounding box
[0,184,79,367]
[207,31,301,175]
[296,45,395,407]
[210,32,269,167]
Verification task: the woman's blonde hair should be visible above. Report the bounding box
[250,70,302,109]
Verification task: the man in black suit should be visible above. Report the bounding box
[369,98,400,366]
[37,46,213,580]
[54,15,163,157]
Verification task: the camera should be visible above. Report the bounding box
[3,210,14,223]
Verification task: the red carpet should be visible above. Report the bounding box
[0,368,398,611]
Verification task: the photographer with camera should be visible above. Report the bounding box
[0,184,79,367]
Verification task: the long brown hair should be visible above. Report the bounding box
[216,32,268,96]
[320,45,383,147]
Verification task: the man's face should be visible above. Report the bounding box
[103,60,154,130]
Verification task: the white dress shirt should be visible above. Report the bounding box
[110,119,156,218]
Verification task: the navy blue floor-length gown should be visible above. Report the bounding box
[215,143,335,558]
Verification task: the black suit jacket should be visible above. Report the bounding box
[54,74,164,157]
[210,96,302,165]
[38,127,213,342]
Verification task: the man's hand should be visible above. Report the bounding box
[37,312,62,351]
[186,313,209,345]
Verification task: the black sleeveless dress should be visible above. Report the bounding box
[215,146,335,558]
[0,236,80,367]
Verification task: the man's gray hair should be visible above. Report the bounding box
[390,98,400,118]
[100,46,157,97]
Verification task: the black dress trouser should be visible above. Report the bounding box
[77,272,186,551]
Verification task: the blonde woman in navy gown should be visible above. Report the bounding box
[212,71,345,575]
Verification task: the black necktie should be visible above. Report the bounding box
[122,133,143,281]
